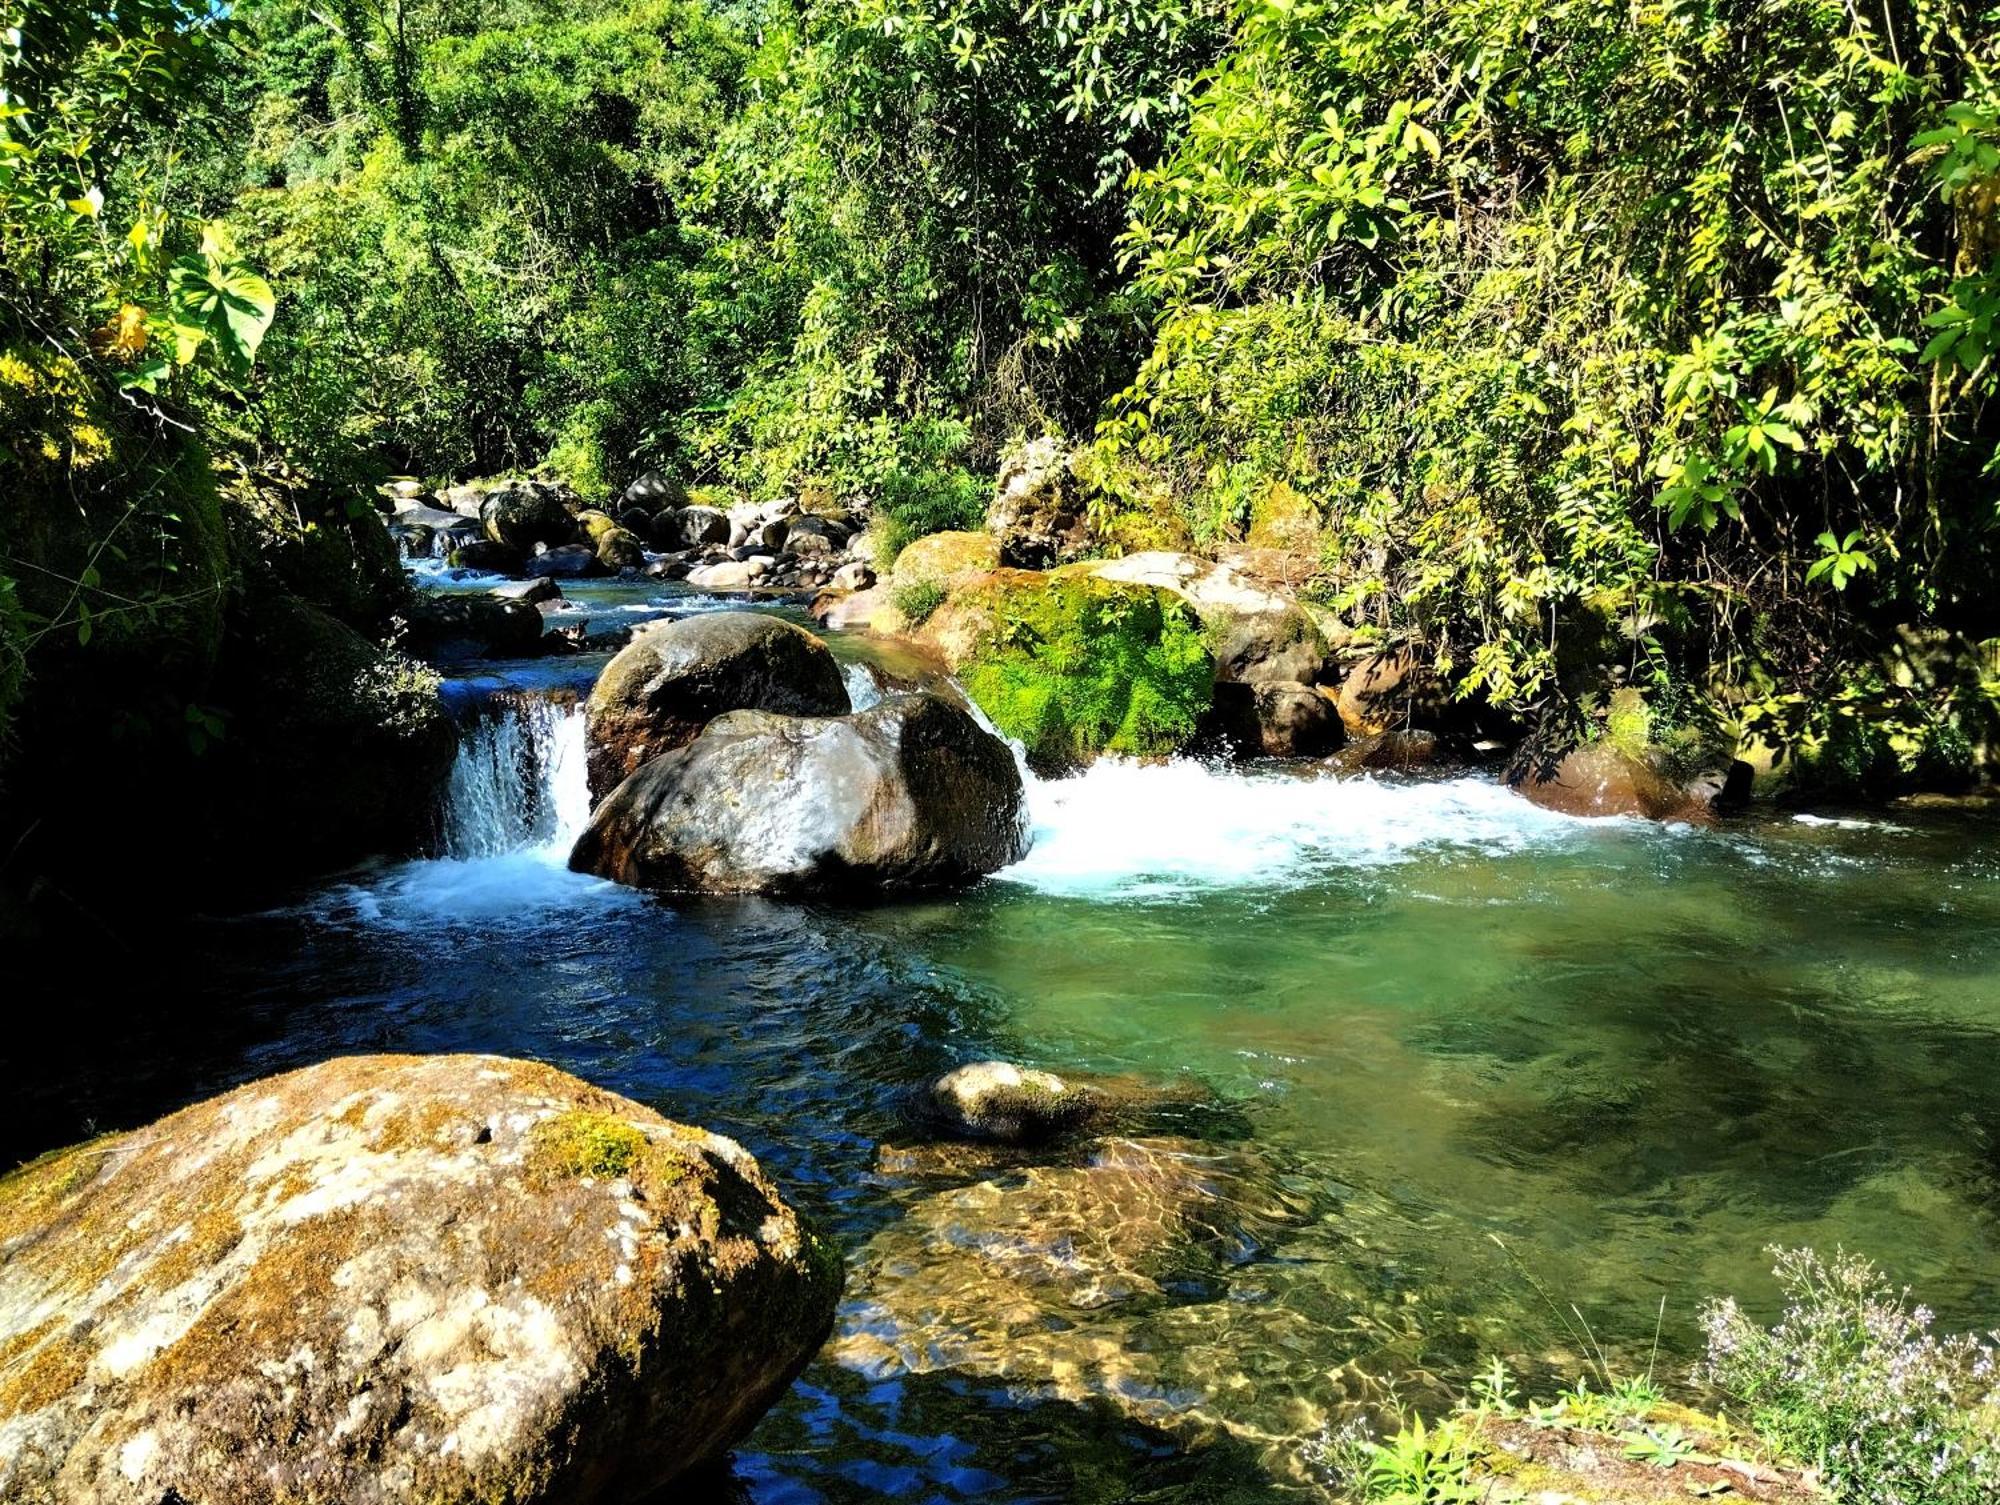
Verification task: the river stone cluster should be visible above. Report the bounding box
[0,1054,840,1505]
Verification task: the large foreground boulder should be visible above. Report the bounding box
[0,1053,841,1505]
[584,612,851,800]
[571,692,1027,894]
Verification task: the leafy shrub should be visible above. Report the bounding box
[891,579,949,627]
[1700,1246,2000,1505]
[957,574,1213,771]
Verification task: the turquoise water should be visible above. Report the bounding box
[16,583,2000,1500]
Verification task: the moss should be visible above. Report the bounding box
[891,579,948,626]
[954,572,1214,772]
[525,1110,650,1182]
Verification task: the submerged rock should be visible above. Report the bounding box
[1337,727,1440,771]
[571,692,1027,895]
[584,612,850,800]
[0,1053,840,1505]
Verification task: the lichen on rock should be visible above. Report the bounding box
[0,1053,841,1505]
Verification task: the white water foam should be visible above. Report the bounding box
[312,696,633,927]
[999,757,1594,899]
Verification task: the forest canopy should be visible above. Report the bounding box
[4,0,2000,783]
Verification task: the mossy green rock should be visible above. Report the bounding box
[0,1053,841,1505]
[924,569,1214,773]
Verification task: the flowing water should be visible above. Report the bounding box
[13,578,2000,1501]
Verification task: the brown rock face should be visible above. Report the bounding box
[1334,647,1427,736]
[1518,742,1747,822]
[0,1054,841,1505]
[583,612,850,800]
[571,692,1028,895]
[985,437,1092,567]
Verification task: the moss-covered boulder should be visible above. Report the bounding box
[594,525,648,572]
[584,612,850,800]
[571,692,1027,895]
[0,1053,841,1505]
[923,569,1214,773]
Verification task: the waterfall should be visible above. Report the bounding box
[440,696,592,859]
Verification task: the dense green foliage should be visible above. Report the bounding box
[1101,0,2000,769]
[8,0,2000,795]
[956,573,1213,769]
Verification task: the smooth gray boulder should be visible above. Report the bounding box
[571,692,1027,894]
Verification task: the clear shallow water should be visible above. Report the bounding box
[13,590,2000,1500]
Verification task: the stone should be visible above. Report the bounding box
[525,544,604,579]
[986,436,1091,567]
[1337,728,1439,771]
[480,481,576,552]
[831,561,875,592]
[448,539,527,575]
[686,559,768,590]
[888,530,1001,597]
[1206,681,1343,759]
[584,612,850,799]
[396,595,546,661]
[1081,551,1323,685]
[672,506,731,548]
[620,469,688,510]
[0,1054,839,1505]
[922,1062,1106,1144]
[1334,647,1424,736]
[594,526,648,572]
[492,576,563,607]
[1518,742,1749,823]
[570,692,1028,895]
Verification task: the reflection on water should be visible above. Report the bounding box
[10,678,2000,1498]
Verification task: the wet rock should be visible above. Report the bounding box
[670,506,732,548]
[0,1054,840,1505]
[594,526,648,572]
[687,558,768,590]
[439,483,490,518]
[584,612,850,799]
[831,561,875,592]
[1518,743,1751,822]
[923,1062,1107,1144]
[986,436,1092,567]
[396,595,546,661]
[1334,647,1425,736]
[575,508,621,542]
[480,480,576,551]
[645,556,690,581]
[526,543,604,579]
[571,692,1027,894]
[1337,727,1439,771]
[449,539,527,575]
[390,521,434,558]
[620,469,688,510]
[1206,681,1343,759]
[492,576,563,607]
[783,516,847,557]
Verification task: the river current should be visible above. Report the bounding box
[13,571,2000,1501]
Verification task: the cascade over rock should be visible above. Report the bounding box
[570,692,1027,894]
[584,612,851,799]
[0,1053,841,1505]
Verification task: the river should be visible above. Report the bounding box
[12,569,2000,1501]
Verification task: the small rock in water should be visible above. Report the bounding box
[491,576,562,606]
[525,543,603,579]
[0,1053,840,1505]
[925,1060,1106,1144]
